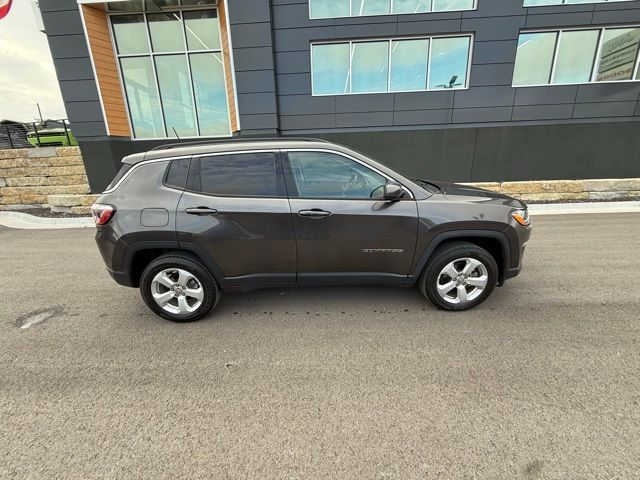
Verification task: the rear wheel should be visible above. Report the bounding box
[140,253,220,322]
[420,242,498,311]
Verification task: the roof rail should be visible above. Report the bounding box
[149,136,330,152]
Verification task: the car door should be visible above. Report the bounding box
[176,150,296,285]
[283,149,418,280]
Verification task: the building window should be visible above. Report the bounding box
[524,0,634,6]
[311,35,472,96]
[109,0,231,139]
[309,0,475,19]
[513,26,640,87]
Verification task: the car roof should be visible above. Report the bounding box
[122,138,335,164]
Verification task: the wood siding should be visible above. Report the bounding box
[81,4,131,137]
[217,0,239,133]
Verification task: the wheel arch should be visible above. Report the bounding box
[122,241,225,288]
[412,230,511,283]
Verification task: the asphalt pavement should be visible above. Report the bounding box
[1,214,639,479]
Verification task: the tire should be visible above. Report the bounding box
[139,253,220,322]
[419,241,498,311]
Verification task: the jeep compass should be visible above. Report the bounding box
[93,138,531,322]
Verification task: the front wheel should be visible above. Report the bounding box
[139,253,220,322]
[420,242,498,311]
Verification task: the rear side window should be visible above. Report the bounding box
[164,158,190,189]
[106,163,134,190]
[193,152,281,197]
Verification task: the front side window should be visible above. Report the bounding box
[309,0,475,18]
[110,3,230,139]
[311,35,472,95]
[286,151,387,199]
[513,26,640,86]
[195,153,279,197]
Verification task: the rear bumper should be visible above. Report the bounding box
[106,267,135,287]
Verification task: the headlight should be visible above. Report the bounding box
[511,209,530,227]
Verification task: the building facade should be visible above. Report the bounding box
[40,0,640,192]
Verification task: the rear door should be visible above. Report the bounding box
[283,150,418,279]
[176,150,296,284]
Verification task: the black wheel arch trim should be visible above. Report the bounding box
[115,240,227,288]
[411,228,517,281]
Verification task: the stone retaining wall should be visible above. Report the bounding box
[0,147,90,210]
[465,179,640,203]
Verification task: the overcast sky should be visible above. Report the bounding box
[0,1,66,122]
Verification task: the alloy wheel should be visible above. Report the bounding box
[436,257,489,305]
[151,268,204,315]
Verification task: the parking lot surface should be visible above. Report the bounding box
[1,213,639,479]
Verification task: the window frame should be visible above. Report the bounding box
[513,24,640,88]
[310,34,474,96]
[107,3,232,140]
[523,0,634,7]
[308,0,478,19]
[282,148,414,200]
[185,150,288,199]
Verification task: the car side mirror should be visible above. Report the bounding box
[384,182,405,201]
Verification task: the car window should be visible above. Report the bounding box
[164,158,190,189]
[286,151,387,199]
[196,152,279,197]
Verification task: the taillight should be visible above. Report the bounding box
[92,203,116,226]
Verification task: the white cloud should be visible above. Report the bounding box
[0,1,66,122]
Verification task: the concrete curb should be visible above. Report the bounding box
[528,201,640,215]
[1,201,638,230]
[0,211,94,229]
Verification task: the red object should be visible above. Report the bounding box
[0,0,12,20]
[92,204,116,226]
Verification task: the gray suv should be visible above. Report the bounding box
[93,138,531,322]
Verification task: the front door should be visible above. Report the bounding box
[176,151,296,284]
[283,150,418,280]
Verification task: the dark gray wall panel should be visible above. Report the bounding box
[47,34,89,59]
[64,102,105,123]
[452,107,513,123]
[235,70,276,94]
[51,58,95,81]
[237,93,278,114]
[230,23,273,48]
[393,109,452,126]
[472,40,517,64]
[278,95,335,115]
[275,51,310,74]
[40,10,84,35]
[573,102,638,118]
[511,104,574,121]
[59,80,100,103]
[334,95,395,113]
[233,47,276,71]
[39,0,78,12]
[394,92,454,111]
[280,114,335,130]
[336,112,394,128]
[277,73,311,95]
[514,85,578,106]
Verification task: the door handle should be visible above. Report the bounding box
[185,207,218,215]
[298,209,332,218]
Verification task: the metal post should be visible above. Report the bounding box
[5,124,14,149]
[33,122,42,147]
[63,121,71,145]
